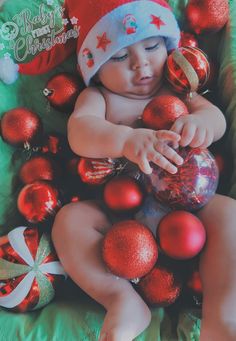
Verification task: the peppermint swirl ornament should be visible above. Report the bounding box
[0,226,66,312]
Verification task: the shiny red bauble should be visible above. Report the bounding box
[78,157,119,185]
[102,220,158,280]
[104,176,144,212]
[19,155,61,184]
[137,264,182,306]
[17,181,61,223]
[0,107,42,147]
[142,95,189,130]
[0,226,66,312]
[186,0,229,35]
[146,147,219,211]
[43,73,85,112]
[180,31,198,48]
[165,46,210,94]
[157,211,206,259]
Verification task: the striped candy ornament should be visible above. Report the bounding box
[165,46,210,95]
[0,226,66,312]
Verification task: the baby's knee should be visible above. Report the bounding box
[51,203,76,244]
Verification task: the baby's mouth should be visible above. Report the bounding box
[135,75,154,85]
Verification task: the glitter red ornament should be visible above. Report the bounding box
[17,181,61,223]
[186,0,229,35]
[0,107,43,148]
[102,220,158,280]
[78,157,122,185]
[137,264,182,306]
[43,73,85,112]
[0,226,66,312]
[104,175,144,213]
[142,95,189,130]
[180,31,198,48]
[157,211,206,259]
[165,46,210,95]
[19,155,61,184]
[146,147,219,211]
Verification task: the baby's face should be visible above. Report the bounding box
[97,36,167,99]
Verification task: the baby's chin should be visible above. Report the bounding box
[125,84,162,100]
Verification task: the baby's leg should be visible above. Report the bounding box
[197,194,236,341]
[52,200,151,341]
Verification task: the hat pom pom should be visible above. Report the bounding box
[0,57,19,84]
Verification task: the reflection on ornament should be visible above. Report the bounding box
[0,226,66,312]
[17,181,61,223]
[78,157,123,185]
[43,73,84,112]
[165,46,210,95]
[157,211,206,259]
[146,147,218,211]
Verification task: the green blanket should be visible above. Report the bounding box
[0,0,236,340]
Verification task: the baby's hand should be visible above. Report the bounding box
[170,114,214,148]
[122,128,183,174]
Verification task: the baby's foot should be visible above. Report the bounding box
[98,291,151,341]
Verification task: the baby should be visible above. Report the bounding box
[51,0,236,340]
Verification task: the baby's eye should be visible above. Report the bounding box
[110,53,128,61]
[145,42,160,51]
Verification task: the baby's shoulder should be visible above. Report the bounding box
[73,86,106,117]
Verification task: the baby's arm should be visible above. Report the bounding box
[170,93,226,148]
[68,87,183,174]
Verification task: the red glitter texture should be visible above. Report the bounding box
[137,264,182,307]
[102,220,158,280]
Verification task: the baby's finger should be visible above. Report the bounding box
[170,119,185,135]
[138,157,153,174]
[180,124,196,147]
[189,128,206,148]
[151,152,178,174]
[158,144,184,166]
[156,130,181,142]
[199,130,214,149]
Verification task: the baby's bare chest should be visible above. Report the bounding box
[100,87,176,128]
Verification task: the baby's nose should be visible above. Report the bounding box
[131,54,149,70]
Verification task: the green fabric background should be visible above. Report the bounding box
[0,0,236,340]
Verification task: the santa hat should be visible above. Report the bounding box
[0,0,180,86]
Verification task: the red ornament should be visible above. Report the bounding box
[104,175,144,212]
[102,220,158,280]
[165,46,210,94]
[137,264,182,306]
[17,181,61,223]
[78,157,122,185]
[0,226,66,312]
[19,155,61,184]
[186,0,229,35]
[157,211,206,259]
[41,133,69,157]
[142,95,189,130]
[180,31,198,48]
[43,73,85,112]
[0,107,43,148]
[146,147,219,211]
[187,270,203,295]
